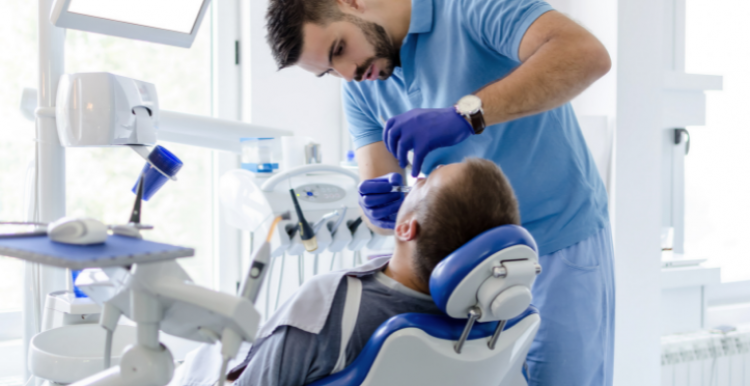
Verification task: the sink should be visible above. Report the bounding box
[29,324,136,384]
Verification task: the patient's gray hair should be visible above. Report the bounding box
[413,158,520,288]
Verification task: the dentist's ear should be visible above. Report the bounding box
[394,217,419,242]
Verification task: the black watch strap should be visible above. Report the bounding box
[469,111,486,135]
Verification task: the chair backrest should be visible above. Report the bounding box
[309,225,542,386]
[430,225,539,322]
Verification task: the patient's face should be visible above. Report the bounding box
[397,163,466,221]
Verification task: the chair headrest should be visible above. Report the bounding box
[429,225,539,322]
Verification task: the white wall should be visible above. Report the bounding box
[550,0,664,384]
[613,0,665,384]
[241,0,344,165]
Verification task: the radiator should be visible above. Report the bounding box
[662,327,750,386]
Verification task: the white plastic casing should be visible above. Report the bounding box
[218,165,380,254]
[29,324,137,383]
[357,315,540,386]
[47,216,108,245]
[445,245,538,323]
[56,72,159,147]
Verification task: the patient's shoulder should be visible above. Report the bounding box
[256,271,354,339]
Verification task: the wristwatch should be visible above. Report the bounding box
[455,95,486,135]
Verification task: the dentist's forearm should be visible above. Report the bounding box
[475,11,611,126]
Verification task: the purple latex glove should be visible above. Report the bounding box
[383,107,475,177]
[358,173,405,230]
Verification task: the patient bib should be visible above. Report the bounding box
[256,255,391,340]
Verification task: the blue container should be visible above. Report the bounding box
[132,145,183,201]
[240,138,279,174]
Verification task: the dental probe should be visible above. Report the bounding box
[391,186,412,193]
[239,211,291,302]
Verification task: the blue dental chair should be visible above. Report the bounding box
[310,225,542,386]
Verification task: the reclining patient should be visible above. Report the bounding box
[176,158,520,386]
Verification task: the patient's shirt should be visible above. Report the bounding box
[230,271,441,386]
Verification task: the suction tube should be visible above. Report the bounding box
[289,189,318,252]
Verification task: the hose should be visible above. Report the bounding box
[104,329,113,369]
[264,255,275,320]
[298,255,304,285]
[274,254,285,312]
[330,253,337,271]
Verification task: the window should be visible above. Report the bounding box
[0,1,38,383]
[685,0,750,282]
[64,14,215,287]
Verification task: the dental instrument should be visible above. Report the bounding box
[313,210,340,234]
[328,206,347,235]
[111,172,155,239]
[290,188,318,252]
[348,217,363,234]
[240,211,291,302]
[390,186,411,193]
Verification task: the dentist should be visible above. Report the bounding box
[265,0,614,385]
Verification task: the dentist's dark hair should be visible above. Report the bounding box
[413,158,521,288]
[266,0,342,69]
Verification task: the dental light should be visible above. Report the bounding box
[50,0,212,48]
[27,73,291,153]
[56,73,158,147]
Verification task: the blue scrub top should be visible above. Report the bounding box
[343,0,609,256]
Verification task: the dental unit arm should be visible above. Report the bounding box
[67,246,264,386]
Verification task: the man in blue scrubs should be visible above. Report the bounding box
[265,0,615,385]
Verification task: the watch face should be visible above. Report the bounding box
[457,95,482,114]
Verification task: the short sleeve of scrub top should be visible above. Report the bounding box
[343,83,382,149]
[461,0,552,62]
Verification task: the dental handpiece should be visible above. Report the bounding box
[240,211,290,302]
[391,186,412,193]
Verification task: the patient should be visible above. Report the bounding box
[196,158,518,385]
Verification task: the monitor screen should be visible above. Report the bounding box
[68,0,205,34]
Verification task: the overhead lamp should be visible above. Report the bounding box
[50,0,212,48]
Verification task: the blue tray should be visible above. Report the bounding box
[0,235,194,269]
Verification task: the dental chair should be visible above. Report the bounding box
[310,224,542,386]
